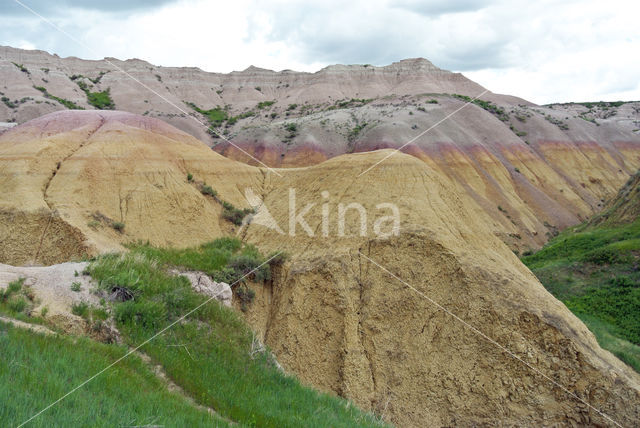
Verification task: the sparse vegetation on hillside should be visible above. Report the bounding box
[33,86,84,110]
[185,101,227,125]
[74,79,115,109]
[349,122,368,142]
[543,113,569,130]
[257,100,275,109]
[1,96,32,109]
[11,62,30,74]
[328,98,373,111]
[452,94,509,122]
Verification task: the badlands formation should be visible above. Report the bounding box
[1,110,640,426]
[2,45,640,251]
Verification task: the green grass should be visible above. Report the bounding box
[522,218,640,372]
[0,278,45,324]
[75,80,115,109]
[577,315,640,372]
[33,86,84,110]
[86,239,384,427]
[0,321,226,427]
[257,100,275,109]
[185,102,228,126]
[85,89,115,109]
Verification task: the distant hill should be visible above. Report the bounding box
[2,46,640,252]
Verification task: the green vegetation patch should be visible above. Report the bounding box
[74,79,115,109]
[257,100,275,109]
[185,101,228,126]
[33,86,84,110]
[522,218,640,371]
[452,94,509,122]
[11,62,30,74]
[86,239,384,427]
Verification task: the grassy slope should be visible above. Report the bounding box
[86,239,384,428]
[522,219,640,372]
[1,238,384,427]
[0,321,226,427]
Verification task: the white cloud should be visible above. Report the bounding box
[2,0,639,103]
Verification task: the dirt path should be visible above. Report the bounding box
[132,348,237,425]
[0,315,56,335]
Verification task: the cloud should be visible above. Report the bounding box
[0,0,639,104]
[391,0,489,16]
[1,0,177,15]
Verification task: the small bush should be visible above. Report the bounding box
[257,100,275,109]
[235,284,256,311]
[112,222,125,232]
[2,278,24,302]
[71,282,82,292]
[115,300,167,329]
[9,297,28,313]
[187,172,193,182]
[222,205,254,226]
[582,247,622,265]
[268,251,290,267]
[72,301,89,318]
[7,278,24,294]
[201,184,217,197]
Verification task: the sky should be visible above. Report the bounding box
[1,0,639,104]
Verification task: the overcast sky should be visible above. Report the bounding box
[2,0,639,104]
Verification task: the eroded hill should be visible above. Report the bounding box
[2,46,640,251]
[1,111,639,426]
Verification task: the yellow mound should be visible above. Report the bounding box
[0,110,262,260]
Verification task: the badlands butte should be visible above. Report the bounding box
[1,46,640,426]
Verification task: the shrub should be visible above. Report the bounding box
[187,173,193,182]
[222,205,254,226]
[115,300,167,329]
[112,222,125,232]
[284,123,298,133]
[268,251,290,267]
[9,297,28,313]
[257,100,275,109]
[2,278,24,302]
[72,301,89,318]
[71,282,82,292]
[235,284,256,311]
[200,184,217,197]
[11,62,29,74]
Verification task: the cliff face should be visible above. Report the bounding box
[1,45,640,253]
[1,111,639,426]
